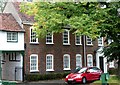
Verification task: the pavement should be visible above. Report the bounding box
[16,79,90,85]
[17,79,66,85]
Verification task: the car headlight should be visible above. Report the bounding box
[66,75,69,78]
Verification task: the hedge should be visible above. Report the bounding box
[25,72,70,81]
[108,68,118,75]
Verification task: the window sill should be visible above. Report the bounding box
[30,70,39,73]
[63,43,70,45]
[7,41,18,43]
[63,68,71,71]
[98,45,104,47]
[75,44,82,46]
[46,69,54,71]
[30,42,39,45]
[46,43,54,45]
[86,44,93,46]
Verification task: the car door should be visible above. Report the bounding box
[92,67,101,80]
[86,68,95,81]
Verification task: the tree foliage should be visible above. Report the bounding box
[20,2,120,75]
[20,2,108,38]
[100,2,120,75]
[100,2,120,62]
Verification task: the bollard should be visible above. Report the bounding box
[101,73,110,85]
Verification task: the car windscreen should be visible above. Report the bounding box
[78,67,87,73]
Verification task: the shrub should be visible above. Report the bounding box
[25,72,70,81]
[108,68,118,75]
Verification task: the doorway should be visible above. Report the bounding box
[99,57,104,72]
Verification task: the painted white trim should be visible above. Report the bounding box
[98,37,104,46]
[30,27,39,44]
[76,54,82,68]
[87,54,93,67]
[7,32,18,42]
[46,54,54,71]
[109,61,115,68]
[30,54,39,72]
[46,32,54,44]
[96,47,108,73]
[63,54,70,70]
[86,36,93,45]
[63,30,70,45]
[75,35,82,45]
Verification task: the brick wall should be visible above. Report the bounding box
[24,24,99,74]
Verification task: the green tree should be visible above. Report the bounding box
[20,2,107,38]
[20,2,120,76]
[100,2,120,76]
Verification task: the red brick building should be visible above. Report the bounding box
[23,23,100,74]
[2,1,109,81]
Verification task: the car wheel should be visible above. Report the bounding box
[99,75,101,80]
[82,77,87,84]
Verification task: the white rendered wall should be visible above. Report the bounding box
[3,2,23,28]
[96,47,108,73]
[0,31,24,51]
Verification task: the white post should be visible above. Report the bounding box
[104,57,108,73]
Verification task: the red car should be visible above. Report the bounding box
[65,67,102,84]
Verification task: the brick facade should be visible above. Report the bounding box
[24,24,99,74]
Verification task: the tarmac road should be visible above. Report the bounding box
[16,79,90,85]
[17,79,65,85]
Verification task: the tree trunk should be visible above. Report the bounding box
[118,57,120,76]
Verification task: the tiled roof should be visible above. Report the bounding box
[13,2,35,23]
[0,13,25,32]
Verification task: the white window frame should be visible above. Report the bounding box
[63,54,70,70]
[63,30,70,45]
[30,27,39,44]
[46,32,54,44]
[30,54,39,72]
[109,61,115,68]
[46,54,54,71]
[98,37,104,46]
[76,54,82,68]
[86,36,93,45]
[7,32,18,42]
[87,54,93,67]
[75,34,82,45]
[108,39,113,45]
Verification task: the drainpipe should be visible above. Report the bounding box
[0,51,2,85]
[83,35,86,67]
[22,52,24,82]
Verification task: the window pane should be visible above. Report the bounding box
[7,33,11,40]
[86,36,92,45]
[63,30,69,44]
[46,32,53,44]
[12,33,17,40]
[98,37,103,46]
[76,54,82,68]
[30,28,38,43]
[7,32,17,42]
[46,55,53,70]
[87,54,93,67]
[75,35,81,45]
[63,54,70,69]
[30,55,38,71]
